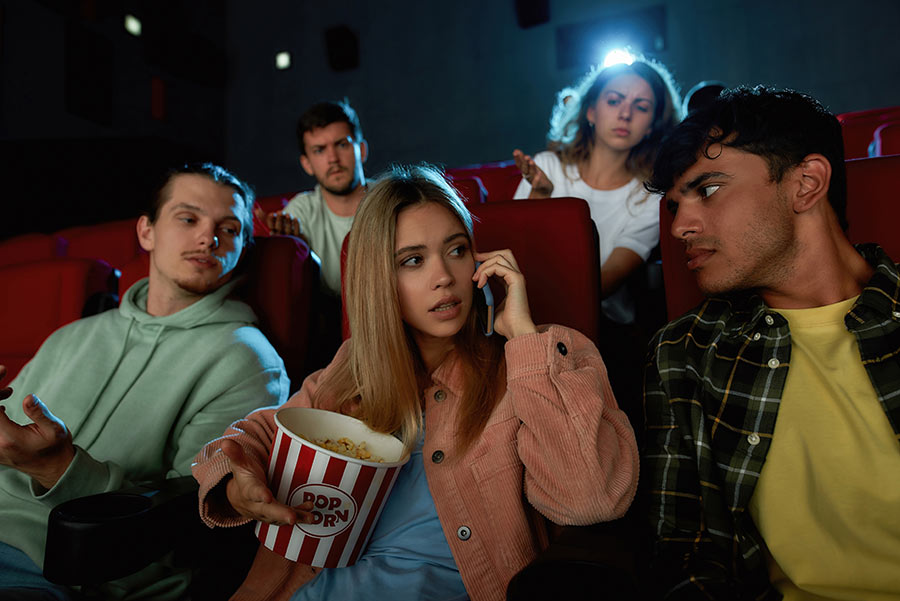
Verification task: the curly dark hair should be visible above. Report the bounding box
[647,85,847,230]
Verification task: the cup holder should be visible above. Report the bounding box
[58,493,152,521]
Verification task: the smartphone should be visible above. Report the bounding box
[475,262,494,336]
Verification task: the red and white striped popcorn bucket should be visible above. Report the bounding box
[255,407,409,568]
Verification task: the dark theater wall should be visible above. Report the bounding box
[224,0,900,198]
[0,0,228,240]
[2,0,900,239]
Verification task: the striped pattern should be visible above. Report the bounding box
[256,427,402,568]
[642,244,900,599]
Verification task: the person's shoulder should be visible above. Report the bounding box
[650,296,751,356]
[284,187,322,211]
[533,150,563,170]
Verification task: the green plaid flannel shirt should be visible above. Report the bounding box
[642,244,900,600]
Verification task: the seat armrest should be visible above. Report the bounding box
[43,475,199,585]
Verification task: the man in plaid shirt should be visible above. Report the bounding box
[642,86,900,600]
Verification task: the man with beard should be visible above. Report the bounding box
[642,86,900,599]
[0,163,289,600]
[259,100,368,299]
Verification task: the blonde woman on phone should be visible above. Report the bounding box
[192,164,638,601]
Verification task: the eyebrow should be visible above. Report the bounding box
[678,171,732,195]
[394,232,467,257]
[603,89,654,104]
[169,203,241,224]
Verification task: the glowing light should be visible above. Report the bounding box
[124,14,142,37]
[601,48,634,68]
[275,51,291,70]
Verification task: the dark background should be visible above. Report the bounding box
[3,0,899,240]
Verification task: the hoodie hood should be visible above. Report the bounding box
[119,277,258,329]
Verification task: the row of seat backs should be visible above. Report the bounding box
[445,160,522,202]
[0,231,318,388]
[340,196,603,347]
[659,155,900,320]
[837,105,900,159]
[0,218,143,272]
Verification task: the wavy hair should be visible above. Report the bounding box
[547,55,682,182]
[314,164,506,455]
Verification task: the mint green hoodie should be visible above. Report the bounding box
[0,277,289,599]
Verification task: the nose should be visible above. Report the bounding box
[671,202,702,240]
[325,144,339,162]
[199,225,218,250]
[431,259,454,289]
[618,101,633,121]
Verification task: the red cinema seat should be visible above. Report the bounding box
[470,198,603,344]
[658,198,704,320]
[837,106,900,159]
[446,160,523,201]
[119,236,319,387]
[0,233,68,268]
[845,155,900,259]
[56,218,144,272]
[0,258,118,380]
[870,122,900,157]
[449,175,488,204]
[253,194,294,236]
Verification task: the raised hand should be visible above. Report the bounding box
[221,438,313,526]
[473,250,537,340]
[512,149,554,198]
[0,391,75,490]
[265,211,302,238]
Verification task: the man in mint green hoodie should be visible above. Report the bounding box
[0,163,290,600]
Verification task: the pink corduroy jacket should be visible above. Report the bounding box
[191,325,639,601]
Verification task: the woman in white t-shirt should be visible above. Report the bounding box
[513,56,681,325]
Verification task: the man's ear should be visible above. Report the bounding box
[136,215,155,252]
[792,153,831,214]
[299,154,314,176]
[358,139,368,164]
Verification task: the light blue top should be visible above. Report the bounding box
[290,431,468,601]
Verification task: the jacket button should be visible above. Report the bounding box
[752,332,761,341]
[456,525,471,541]
[431,450,444,463]
[764,315,775,326]
[767,358,780,369]
[747,433,761,445]
[434,389,446,402]
[556,342,568,356]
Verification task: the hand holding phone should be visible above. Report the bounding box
[473,251,537,340]
[475,261,494,336]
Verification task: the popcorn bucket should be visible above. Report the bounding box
[255,407,409,568]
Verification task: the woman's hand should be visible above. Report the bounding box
[473,250,537,339]
[221,438,314,526]
[512,149,554,198]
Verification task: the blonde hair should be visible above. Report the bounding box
[315,164,506,455]
[547,55,683,182]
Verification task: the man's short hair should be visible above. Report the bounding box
[648,85,848,230]
[146,163,256,247]
[295,99,363,155]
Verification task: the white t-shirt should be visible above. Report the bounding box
[283,185,355,298]
[514,151,660,324]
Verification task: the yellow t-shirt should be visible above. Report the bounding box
[748,297,900,601]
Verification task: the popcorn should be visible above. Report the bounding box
[313,436,384,463]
